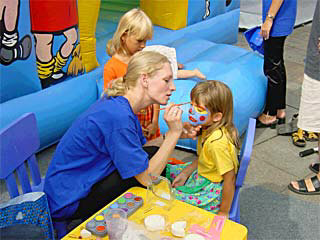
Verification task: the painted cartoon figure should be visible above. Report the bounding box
[29,0,79,88]
[188,103,209,126]
[0,0,32,65]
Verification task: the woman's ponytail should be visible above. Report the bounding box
[102,77,128,98]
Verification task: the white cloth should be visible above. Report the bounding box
[143,45,178,79]
[297,74,320,133]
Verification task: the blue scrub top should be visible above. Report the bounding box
[44,96,148,219]
[263,0,297,37]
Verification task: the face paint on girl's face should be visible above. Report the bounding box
[188,103,209,126]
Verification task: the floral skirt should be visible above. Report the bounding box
[166,163,223,214]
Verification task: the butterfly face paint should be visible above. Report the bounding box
[188,104,209,126]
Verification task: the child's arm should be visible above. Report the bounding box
[218,169,236,217]
[146,104,160,137]
[152,104,160,126]
[177,69,206,80]
[172,159,198,187]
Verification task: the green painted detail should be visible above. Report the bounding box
[118,198,126,204]
[99,0,140,22]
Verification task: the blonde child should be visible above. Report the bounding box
[166,81,239,216]
[103,8,160,141]
[104,8,206,141]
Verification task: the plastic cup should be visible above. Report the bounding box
[105,208,128,240]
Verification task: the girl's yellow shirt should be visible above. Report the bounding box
[197,127,239,182]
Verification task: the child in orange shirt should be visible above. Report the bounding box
[103,8,160,141]
[104,8,206,141]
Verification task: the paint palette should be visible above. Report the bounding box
[85,192,144,237]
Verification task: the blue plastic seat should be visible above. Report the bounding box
[0,112,68,239]
[229,118,256,223]
[244,26,264,55]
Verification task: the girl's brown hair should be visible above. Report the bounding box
[107,8,153,56]
[191,81,239,148]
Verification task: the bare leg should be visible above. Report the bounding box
[34,33,53,62]
[34,34,54,88]
[277,109,286,119]
[1,0,19,31]
[0,0,31,65]
[60,27,78,58]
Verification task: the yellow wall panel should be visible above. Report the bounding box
[78,0,101,72]
[140,0,188,30]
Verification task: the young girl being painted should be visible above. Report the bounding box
[104,8,206,141]
[166,81,240,217]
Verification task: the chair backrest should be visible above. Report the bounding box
[236,118,256,187]
[0,113,42,198]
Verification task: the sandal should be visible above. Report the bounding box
[288,175,320,195]
[304,131,319,142]
[309,163,320,174]
[277,113,298,136]
[292,129,306,147]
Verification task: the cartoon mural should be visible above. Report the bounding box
[29,0,82,88]
[0,0,32,65]
[1,0,267,152]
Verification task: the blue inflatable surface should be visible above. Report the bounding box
[0,1,266,151]
[157,43,266,151]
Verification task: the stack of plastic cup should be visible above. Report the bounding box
[105,208,128,240]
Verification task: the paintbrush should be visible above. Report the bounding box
[158,102,190,110]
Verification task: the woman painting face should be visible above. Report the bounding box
[146,62,175,105]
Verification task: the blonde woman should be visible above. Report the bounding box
[44,51,200,221]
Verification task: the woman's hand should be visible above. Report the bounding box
[261,18,273,40]
[180,122,201,140]
[163,103,183,135]
[172,172,189,188]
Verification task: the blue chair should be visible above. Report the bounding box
[229,118,256,223]
[0,112,68,239]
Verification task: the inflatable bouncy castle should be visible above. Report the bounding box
[0,0,266,151]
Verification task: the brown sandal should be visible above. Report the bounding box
[292,129,306,147]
